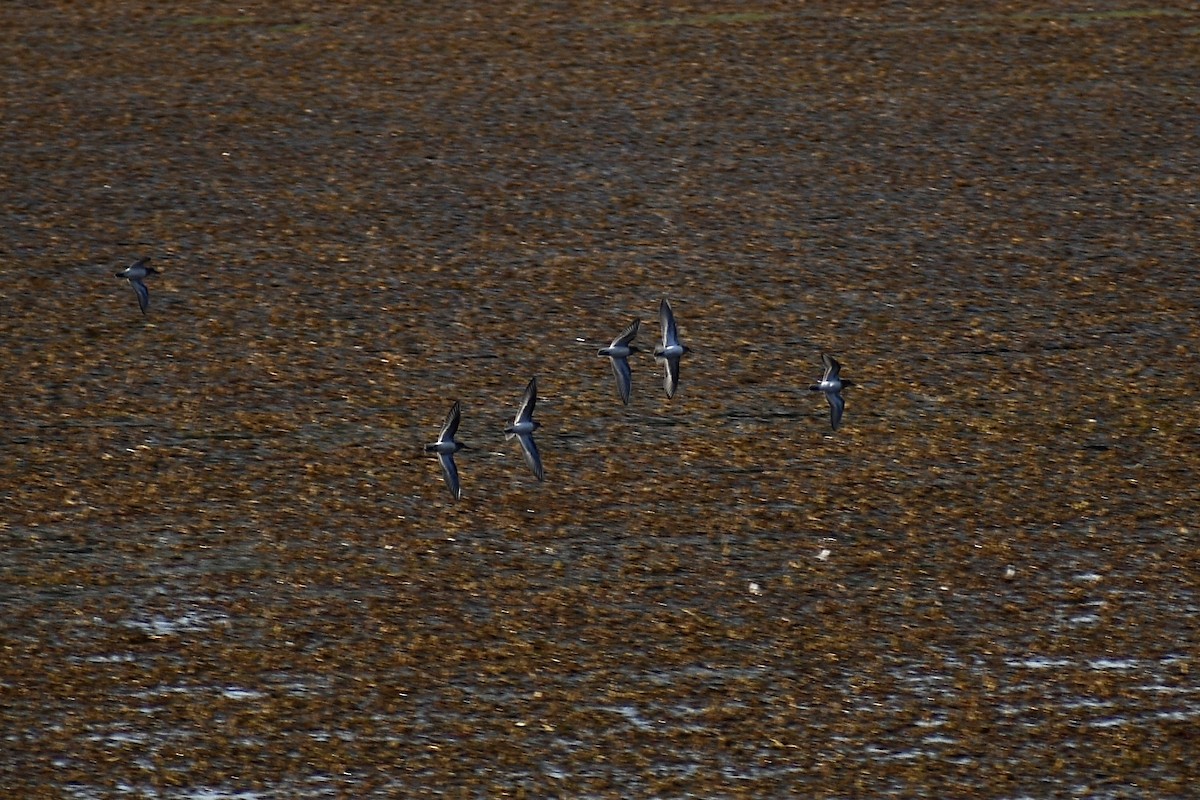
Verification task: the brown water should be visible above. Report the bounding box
[2,3,1198,797]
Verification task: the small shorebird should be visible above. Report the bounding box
[810,353,853,431]
[653,298,689,399]
[504,377,544,482]
[598,318,641,405]
[115,257,159,315]
[425,400,468,499]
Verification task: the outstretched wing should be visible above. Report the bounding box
[612,318,641,348]
[827,392,845,431]
[440,401,462,442]
[659,299,678,347]
[610,356,632,405]
[438,452,462,499]
[820,352,838,381]
[517,433,545,481]
[660,354,681,399]
[131,278,150,315]
[515,377,537,424]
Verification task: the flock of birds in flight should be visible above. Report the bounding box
[116,257,853,500]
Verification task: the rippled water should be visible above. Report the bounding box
[3,3,1199,798]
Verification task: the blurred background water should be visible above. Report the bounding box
[1,3,1197,797]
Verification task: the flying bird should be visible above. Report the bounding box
[425,400,469,499]
[115,257,159,315]
[597,318,641,405]
[653,298,689,399]
[504,377,544,481]
[809,353,853,431]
